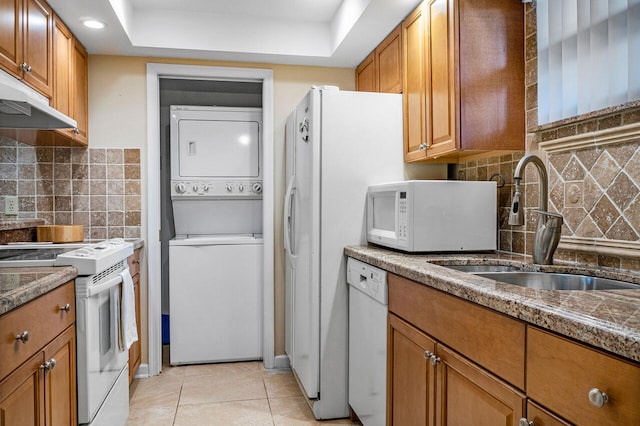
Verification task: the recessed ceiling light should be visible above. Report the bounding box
[83,19,106,29]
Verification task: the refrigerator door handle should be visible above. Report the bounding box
[284,177,296,257]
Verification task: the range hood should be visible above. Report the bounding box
[0,72,77,130]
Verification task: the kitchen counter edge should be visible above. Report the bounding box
[345,245,640,364]
[0,266,78,315]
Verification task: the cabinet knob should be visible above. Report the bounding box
[15,331,29,343]
[60,303,71,313]
[20,63,32,72]
[73,127,80,134]
[429,354,441,366]
[519,419,534,426]
[588,388,609,408]
[424,350,433,359]
[40,358,57,372]
[419,143,426,151]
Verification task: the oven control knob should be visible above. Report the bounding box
[203,184,210,192]
[252,182,263,193]
[238,184,245,192]
[192,184,198,192]
[226,184,233,192]
[175,183,186,194]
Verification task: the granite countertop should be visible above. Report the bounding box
[0,267,78,315]
[345,245,640,363]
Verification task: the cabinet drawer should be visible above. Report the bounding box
[127,249,141,276]
[527,327,640,425]
[388,274,525,389]
[0,281,75,380]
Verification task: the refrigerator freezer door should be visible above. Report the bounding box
[289,91,321,399]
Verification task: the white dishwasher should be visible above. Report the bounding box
[347,257,388,426]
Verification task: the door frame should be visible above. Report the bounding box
[145,63,275,375]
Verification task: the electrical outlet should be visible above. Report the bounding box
[5,196,18,215]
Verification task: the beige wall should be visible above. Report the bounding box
[88,55,356,361]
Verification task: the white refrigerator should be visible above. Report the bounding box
[283,87,406,419]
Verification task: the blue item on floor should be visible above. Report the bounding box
[162,314,170,344]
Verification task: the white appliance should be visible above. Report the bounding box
[59,239,134,426]
[169,105,264,365]
[367,180,497,252]
[347,258,388,426]
[283,87,406,419]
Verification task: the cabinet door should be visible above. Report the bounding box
[0,351,44,426]
[0,0,23,76]
[356,51,376,92]
[423,0,456,159]
[523,400,571,426]
[53,14,74,140]
[129,272,141,384]
[44,326,76,426]
[376,25,402,94]
[22,0,53,97]
[388,314,437,426]
[402,3,428,162]
[436,344,525,426]
[70,37,88,144]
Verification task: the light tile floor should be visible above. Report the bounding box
[126,346,361,426]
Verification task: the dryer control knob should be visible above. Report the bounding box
[175,183,186,194]
[238,184,245,192]
[226,184,233,192]
[252,182,263,193]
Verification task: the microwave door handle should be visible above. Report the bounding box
[86,273,125,298]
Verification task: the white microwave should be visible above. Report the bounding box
[366,180,497,252]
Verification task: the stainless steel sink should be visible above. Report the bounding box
[446,265,522,273]
[473,271,639,291]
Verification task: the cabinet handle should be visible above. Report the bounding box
[20,63,32,72]
[588,388,609,408]
[419,143,426,151]
[60,303,71,313]
[519,419,534,426]
[40,358,57,372]
[73,127,80,134]
[429,354,441,366]
[15,331,29,343]
[424,350,433,359]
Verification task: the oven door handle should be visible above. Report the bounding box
[86,272,126,297]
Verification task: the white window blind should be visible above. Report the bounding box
[537,0,640,125]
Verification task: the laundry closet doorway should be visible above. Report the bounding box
[146,64,275,376]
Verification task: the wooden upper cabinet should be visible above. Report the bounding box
[356,51,377,92]
[0,0,54,97]
[402,4,427,162]
[53,13,88,145]
[0,0,23,77]
[22,0,53,97]
[376,25,402,93]
[404,0,524,162]
[356,25,402,94]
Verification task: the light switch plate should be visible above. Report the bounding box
[5,196,18,215]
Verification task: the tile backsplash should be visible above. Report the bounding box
[0,138,141,240]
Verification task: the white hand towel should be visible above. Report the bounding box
[119,269,138,351]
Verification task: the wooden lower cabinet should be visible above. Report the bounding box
[128,247,142,384]
[387,313,525,425]
[437,344,525,425]
[0,325,76,426]
[387,314,436,426]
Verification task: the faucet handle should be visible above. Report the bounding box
[508,179,524,226]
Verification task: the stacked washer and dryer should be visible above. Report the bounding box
[168,105,264,365]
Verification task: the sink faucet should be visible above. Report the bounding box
[508,154,563,265]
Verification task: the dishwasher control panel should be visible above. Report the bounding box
[347,257,388,305]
